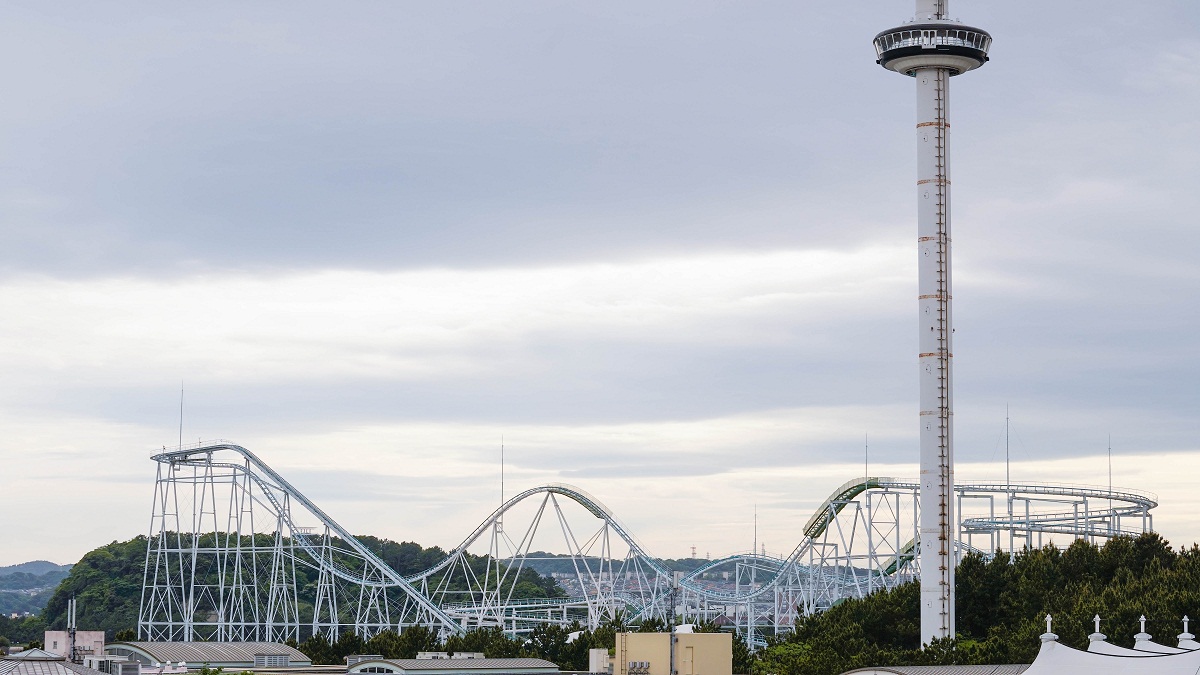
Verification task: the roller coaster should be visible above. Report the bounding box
[138,442,1156,646]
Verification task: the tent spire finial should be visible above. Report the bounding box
[1089,614,1107,642]
[1040,614,1059,643]
[1136,614,1152,644]
[1179,615,1195,647]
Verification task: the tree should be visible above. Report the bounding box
[732,632,754,675]
[750,533,1200,675]
[298,632,335,665]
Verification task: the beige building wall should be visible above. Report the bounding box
[615,633,732,675]
[44,631,105,659]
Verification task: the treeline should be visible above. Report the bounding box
[754,533,1200,675]
[294,618,754,673]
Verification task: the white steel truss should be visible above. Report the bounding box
[138,444,1157,646]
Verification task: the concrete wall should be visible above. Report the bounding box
[44,631,105,659]
[615,633,731,675]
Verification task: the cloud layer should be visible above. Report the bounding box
[0,0,1197,565]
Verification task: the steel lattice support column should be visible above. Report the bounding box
[873,1,991,644]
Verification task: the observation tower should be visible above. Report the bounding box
[873,1,992,644]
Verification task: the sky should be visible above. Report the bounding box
[1,0,1197,567]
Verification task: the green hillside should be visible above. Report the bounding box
[0,561,72,577]
[0,534,562,646]
[0,563,72,617]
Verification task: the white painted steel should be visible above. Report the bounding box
[916,0,946,21]
[137,443,1153,648]
[915,61,955,644]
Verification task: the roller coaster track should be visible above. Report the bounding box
[138,442,1158,643]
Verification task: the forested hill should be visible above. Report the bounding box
[0,562,72,616]
[0,561,72,577]
[0,535,561,645]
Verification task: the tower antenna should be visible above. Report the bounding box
[873,0,992,644]
[1108,434,1113,529]
[499,435,505,532]
[178,381,184,450]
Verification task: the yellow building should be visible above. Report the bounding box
[615,632,732,675]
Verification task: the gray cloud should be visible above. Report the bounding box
[1,0,1199,564]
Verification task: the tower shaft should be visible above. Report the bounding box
[915,62,954,643]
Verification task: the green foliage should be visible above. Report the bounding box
[732,632,753,675]
[297,617,646,671]
[0,610,46,644]
[0,571,71,592]
[445,626,524,659]
[520,623,587,668]
[298,632,335,665]
[113,629,137,642]
[0,567,69,616]
[637,617,667,633]
[752,533,1199,675]
[365,627,440,659]
[41,538,148,637]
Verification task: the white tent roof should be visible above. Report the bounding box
[1026,638,1200,675]
[1132,638,1186,654]
[1086,640,1158,656]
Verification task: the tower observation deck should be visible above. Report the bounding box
[873,1,992,645]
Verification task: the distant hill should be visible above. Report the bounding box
[0,561,71,577]
[515,552,711,577]
[6,534,560,640]
[0,562,73,616]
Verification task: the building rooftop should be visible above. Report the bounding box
[348,658,560,674]
[1,651,108,675]
[106,642,309,666]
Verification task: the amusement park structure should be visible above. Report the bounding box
[139,443,1156,647]
[873,0,993,643]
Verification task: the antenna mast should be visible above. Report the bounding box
[499,435,505,532]
[67,596,77,663]
[178,382,184,450]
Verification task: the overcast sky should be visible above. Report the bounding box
[1,0,1197,567]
